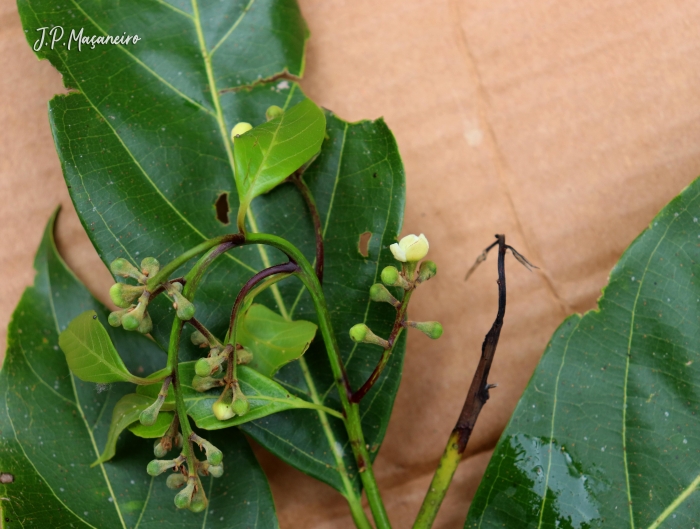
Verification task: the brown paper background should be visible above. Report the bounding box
[3,0,700,527]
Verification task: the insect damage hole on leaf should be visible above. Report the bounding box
[214,192,230,225]
[358,232,372,257]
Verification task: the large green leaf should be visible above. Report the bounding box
[18,0,406,500]
[467,177,700,527]
[0,213,279,528]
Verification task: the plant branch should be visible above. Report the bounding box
[351,288,414,403]
[290,170,324,283]
[413,234,514,529]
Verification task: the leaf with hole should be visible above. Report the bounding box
[0,213,279,528]
[19,0,405,501]
[466,176,700,528]
[58,310,160,385]
[239,303,318,377]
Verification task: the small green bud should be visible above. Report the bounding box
[109,283,145,308]
[139,395,165,426]
[140,257,160,277]
[232,393,249,416]
[417,260,437,283]
[194,354,225,377]
[153,439,169,458]
[230,122,253,142]
[409,321,444,340]
[190,331,209,348]
[237,346,253,365]
[138,311,153,334]
[381,266,410,289]
[369,283,399,307]
[122,301,148,331]
[192,434,223,465]
[189,477,208,513]
[349,324,389,348]
[166,284,195,321]
[110,258,147,283]
[147,458,176,477]
[108,308,130,327]
[174,478,195,509]
[166,472,187,490]
[265,105,284,121]
[192,375,224,392]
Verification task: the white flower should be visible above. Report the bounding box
[390,234,429,262]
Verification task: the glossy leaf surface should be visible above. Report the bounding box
[0,214,279,528]
[58,310,154,384]
[234,98,326,217]
[467,177,700,528]
[18,0,406,499]
[239,303,318,377]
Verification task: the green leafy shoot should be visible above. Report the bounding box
[58,310,164,385]
[234,98,326,230]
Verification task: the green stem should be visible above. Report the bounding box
[245,232,392,529]
[412,431,462,529]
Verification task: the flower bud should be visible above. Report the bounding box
[390,234,429,263]
[266,105,284,121]
[381,266,410,289]
[190,331,209,348]
[139,394,165,426]
[173,478,196,509]
[349,324,389,348]
[369,284,399,307]
[140,257,160,277]
[189,478,208,513]
[110,258,147,283]
[153,439,169,458]
[122,300,149,331]
[166,284,195,321]
[192,375,224,392]
[166,472,187,490]
[108,308,130,327]
[109,283,145,308]
[194,354,226,377]
[230,122,253,142]
[138,311,153,335]
[212,386,235,421]
[409,321,444,340]
[232,391,249,416]
[147,459,177,477]
[237,346,253,365]
[192,434,223,465]
[198,461,224,478]
[417,260,437,283]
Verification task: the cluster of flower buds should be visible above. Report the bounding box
[147,430,224,512]
[190,333,253,421]
[108,257,159,334]
[212,381,250,421]
[349,234,443,347]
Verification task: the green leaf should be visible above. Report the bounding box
[58,310,156,384]
[467,177,700,528]
[234,98,326,224]
[93,394,157,466]
[239,303,318,376]
[135,362,338,432]
[0,212,279,527]
[19,0,405,501]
